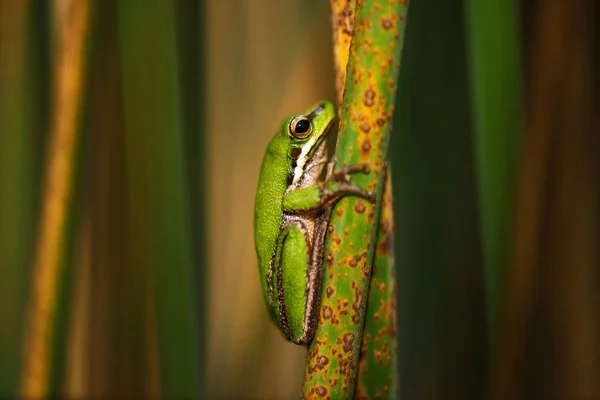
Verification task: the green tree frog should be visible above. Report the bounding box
[254,101,374,345]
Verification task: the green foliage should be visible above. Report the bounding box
[0,4,36,395]
[391,0,488,396]
[465,0,523,350]
[118,0,202,397]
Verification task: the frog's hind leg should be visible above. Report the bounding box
[269,221,315,344]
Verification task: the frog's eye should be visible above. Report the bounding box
[289,116,312,139]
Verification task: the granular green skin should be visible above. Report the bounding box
[302,0,408,398]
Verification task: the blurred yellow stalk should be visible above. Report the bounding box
[19,0,90,396]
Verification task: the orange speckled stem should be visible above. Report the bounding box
[330,0,399,398]
[330,0,355,108]
[355,171,397,399]
[303,0,407,398]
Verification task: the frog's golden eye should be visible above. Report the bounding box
[289,116,312,139]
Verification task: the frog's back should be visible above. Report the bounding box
[254,136,289,303]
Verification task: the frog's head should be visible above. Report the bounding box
[269,100,335,185]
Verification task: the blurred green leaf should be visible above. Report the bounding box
[392,0,487,397]
[465,0,523,351]
[0,2,36,395]
[118,0,202,397]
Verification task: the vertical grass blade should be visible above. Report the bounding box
[19,1,91,396]
[490,1,597,397]
[391,0,487,396]
[84,0,152,395]
[465,0,523,350]
[0,1,35,396]
[118,0,201,397]
[175,1,206,389]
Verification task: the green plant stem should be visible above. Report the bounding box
[355,172,398,399]
[302,1,408,397]
[329,0,399,397]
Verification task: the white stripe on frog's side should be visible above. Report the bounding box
[291,133,321,185]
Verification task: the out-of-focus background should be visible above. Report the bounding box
[0,0,598,398]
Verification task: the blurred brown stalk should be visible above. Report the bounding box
[491,0,599,398]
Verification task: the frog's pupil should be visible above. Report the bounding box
[295,119,310,134]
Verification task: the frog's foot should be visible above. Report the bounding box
[329,163,370,182]
[322,160,374,204]
[319,182,375,207]
[319,175,376,206]
[337,182,374,201]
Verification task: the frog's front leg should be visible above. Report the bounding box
[268,221,320,344]
[282,169,374,213]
